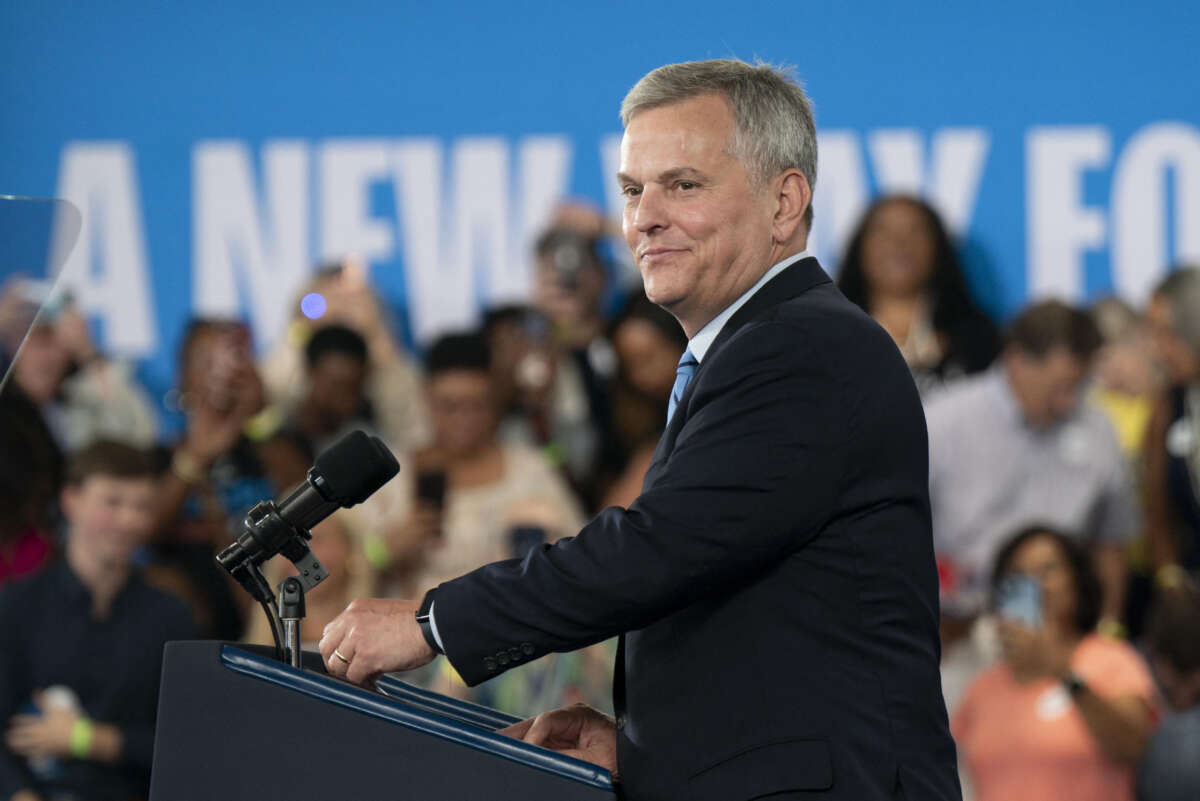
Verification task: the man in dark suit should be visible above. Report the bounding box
[320,59,961,801]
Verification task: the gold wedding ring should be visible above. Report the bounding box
[333,648,351,664]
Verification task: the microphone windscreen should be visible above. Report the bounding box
[313,430,400,506]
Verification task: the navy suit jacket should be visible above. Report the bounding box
[428,257,961,801]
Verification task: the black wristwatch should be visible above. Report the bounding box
[416,592,443,655]
[1061,671,1087,698]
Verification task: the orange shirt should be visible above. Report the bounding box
[952,635,1156,801]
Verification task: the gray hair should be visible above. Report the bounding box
[621,59,817,228]
[1090,296,1141,344]
[1155,266,1200,355]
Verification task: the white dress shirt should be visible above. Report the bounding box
[687,251,809,363]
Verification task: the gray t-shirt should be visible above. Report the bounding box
[926,367,1138,613]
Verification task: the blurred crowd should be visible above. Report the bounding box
[2,196,1200,801]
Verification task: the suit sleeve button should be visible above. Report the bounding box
[508,647,522,661]
[484,657,497,672]
[497,652,510,666]
[521,642,535,656]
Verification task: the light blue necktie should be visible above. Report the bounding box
[667,349,699,424]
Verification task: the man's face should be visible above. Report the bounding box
[1004,346,1090,429]
[427,369,496,458]
[62,474,158,566]
[307,352,368,428]
[619,94,777,336]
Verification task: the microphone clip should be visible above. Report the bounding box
[216,500,329,603]
[216,500,329,666]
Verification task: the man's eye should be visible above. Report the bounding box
[678,181,697,191]
[622,186,642,198]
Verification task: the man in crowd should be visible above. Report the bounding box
[927,301,1138,637]
[529,223,620,506]
[1138,585,1200,801]
[0,440,196,801]
[281,323,377,461]
[319,59,960,801]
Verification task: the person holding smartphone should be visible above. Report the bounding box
[953,526,1158,801]
[382,333,583,593]
[0,279,156,454]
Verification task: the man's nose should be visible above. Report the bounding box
[633,185,668,233]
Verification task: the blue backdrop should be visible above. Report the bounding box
[2,1,1198,416]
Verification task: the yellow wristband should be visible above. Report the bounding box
[1156,564,1187,590]
[362,534,392,571]
[244,405,284,443]
[70,718,94,760]
[1097,618,1127,639]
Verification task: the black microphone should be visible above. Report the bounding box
[274,430,400,531]
[216,430,399,602]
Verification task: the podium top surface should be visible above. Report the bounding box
[219,644,615,792]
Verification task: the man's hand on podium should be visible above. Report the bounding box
[499,703,618,776]
[318,598,436,686]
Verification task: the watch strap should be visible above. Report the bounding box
[416,591,443,655]
[1061,670,1086,697]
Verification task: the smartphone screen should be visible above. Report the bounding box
[994,573,1042,628]
[415,470,447,510]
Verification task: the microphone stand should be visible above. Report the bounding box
[217,499,328,664]
[278,577,306,668]
[214,429,400,666]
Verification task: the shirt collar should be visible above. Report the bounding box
[985,364,1024,426]
[688,251,809,363]
[52,553,141,617]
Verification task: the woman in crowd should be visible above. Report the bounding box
[387,332,584,594]
[953,526,1157,801]
[383,332,613,714]
[1090,297,1159,461]
[0,281,156,453]
[149,318,308,639]
[602,291,686,510]
[1144,266,1200,590]
[836,194,999,395]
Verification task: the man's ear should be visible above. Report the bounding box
[772,169,811,244]
[60,483,81,521]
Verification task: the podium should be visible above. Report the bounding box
[149,641,616,800]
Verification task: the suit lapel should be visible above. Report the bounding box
[642,257,832,487]
[704,256,830,363]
